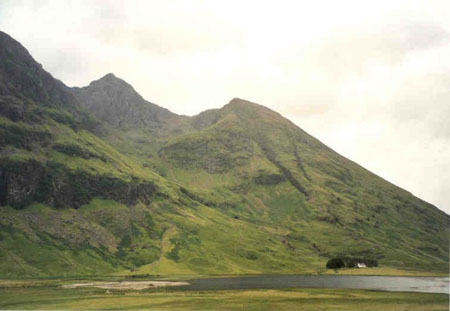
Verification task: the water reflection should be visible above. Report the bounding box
[175,275,449,294]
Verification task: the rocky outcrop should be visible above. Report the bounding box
[0,159,157,209]
[71,73,189,134]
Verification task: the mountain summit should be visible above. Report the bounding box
[0,31,448,277]
[71,73,186,132]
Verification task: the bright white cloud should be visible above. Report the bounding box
[0,0,449,213]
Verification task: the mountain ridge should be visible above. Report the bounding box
[70,72,189,134]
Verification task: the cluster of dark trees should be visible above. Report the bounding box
[326,257,378,269]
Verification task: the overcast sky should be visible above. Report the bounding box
[1,0,449,214]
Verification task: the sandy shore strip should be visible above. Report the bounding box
[62,281,190,290]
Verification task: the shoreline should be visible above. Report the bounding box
[0,267,448,283]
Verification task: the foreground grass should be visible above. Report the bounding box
[0,286,447,311]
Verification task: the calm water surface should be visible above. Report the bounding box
[175,275,449,294]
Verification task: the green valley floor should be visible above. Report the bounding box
[0,279,447,311]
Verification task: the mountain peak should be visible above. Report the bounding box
[90,73,133,89]
[71,73,184,130]
[100,73,118,80]
[228,97,246,104]
[227,97,255,106]
[222,97,284,124]
[225,97,274,112]
[0,31,28,52]
[0,31,81,111]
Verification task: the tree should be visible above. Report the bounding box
[326,258,345,269]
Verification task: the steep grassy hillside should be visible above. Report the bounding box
[153,99,449,273]
[0,31,186,276]
[0,31,448,277]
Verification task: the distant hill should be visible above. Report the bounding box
[0,31,448,277]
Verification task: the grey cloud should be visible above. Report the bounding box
[94,1,126,23]
[311,20,449,76]
[279,95,335,118]
[392,73,450,139]
[87,2,247,55]
[398,22,449,52]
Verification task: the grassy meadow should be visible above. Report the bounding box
[0,279,448,311]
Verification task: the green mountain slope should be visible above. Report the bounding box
[0,31,448,277]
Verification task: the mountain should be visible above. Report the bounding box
[70,73,189,134]
[0,31,448,277]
